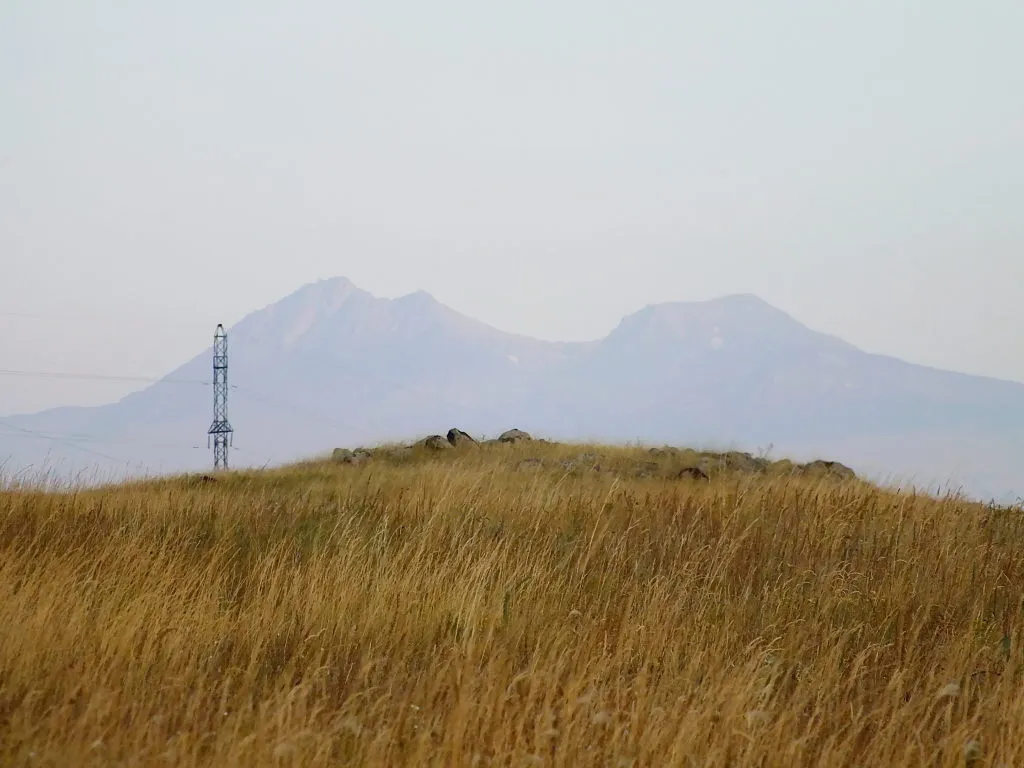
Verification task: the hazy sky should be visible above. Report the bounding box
[3,0,1023,415]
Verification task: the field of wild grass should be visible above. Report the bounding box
[1,440,1023,766]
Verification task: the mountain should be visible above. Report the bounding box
[3,277,1023,502]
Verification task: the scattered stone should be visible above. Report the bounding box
[447,428,478,448]
[648,446,679,458]
[333,447,371,466]
[331,448,354,462]
[722,451,770,473]
[499,429,533,444]
[335,437,854,485]
[801,459,856,480]
[422,435,451,451]
[677,466,709,481]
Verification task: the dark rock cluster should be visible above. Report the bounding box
[329,430,857,485]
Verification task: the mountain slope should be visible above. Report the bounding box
[2,278,1022,501]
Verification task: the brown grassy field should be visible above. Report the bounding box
[1,439,1022,766]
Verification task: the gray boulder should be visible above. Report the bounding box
[422,435,451,451]
[722,451,770,473]
[648,446,679,458]
[332,447,372,465]
[677,466,709,481]
[447,428,478,448]
[499,429,533,444]
[801,459,856,480]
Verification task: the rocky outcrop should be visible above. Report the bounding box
[800,459,856,480]
[183,473,218,486]
[499,429,533,444]
[721,451,771,473]
[332,447,373,465]
[330,434,857,486]
[422,435,451,451]
[677,466,709,481]
[648,447,680,458]
[447,428,478,448]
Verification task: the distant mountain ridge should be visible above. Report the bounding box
[3,276,1023,502]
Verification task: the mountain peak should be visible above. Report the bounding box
[259,276,368,311]
[394,289,439,305]
[604,293,839,352]
[232,276,370,345]
[703,292,775,308]
[5,279,1024,503]
[302,275,363,300]
[318,276,356,287]
[644,293,788,317]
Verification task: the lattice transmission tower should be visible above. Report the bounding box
[207,324,234,470]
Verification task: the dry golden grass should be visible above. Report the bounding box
[1,440,1022,766]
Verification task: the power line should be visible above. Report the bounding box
[0,328,406,464]
[232,384,349,431]
[0,309,221,330]
[0,417,125,464]
[0,321,354,473]
[1,383,344,449]
[0,428,200,449]
[0,389,206,448]
[0,385,344,445]
[0,368,208,386]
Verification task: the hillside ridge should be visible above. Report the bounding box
[2,276,1023,503]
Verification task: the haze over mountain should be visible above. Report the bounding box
[2,277,1022,502]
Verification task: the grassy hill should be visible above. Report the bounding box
[1,436,1022,766]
